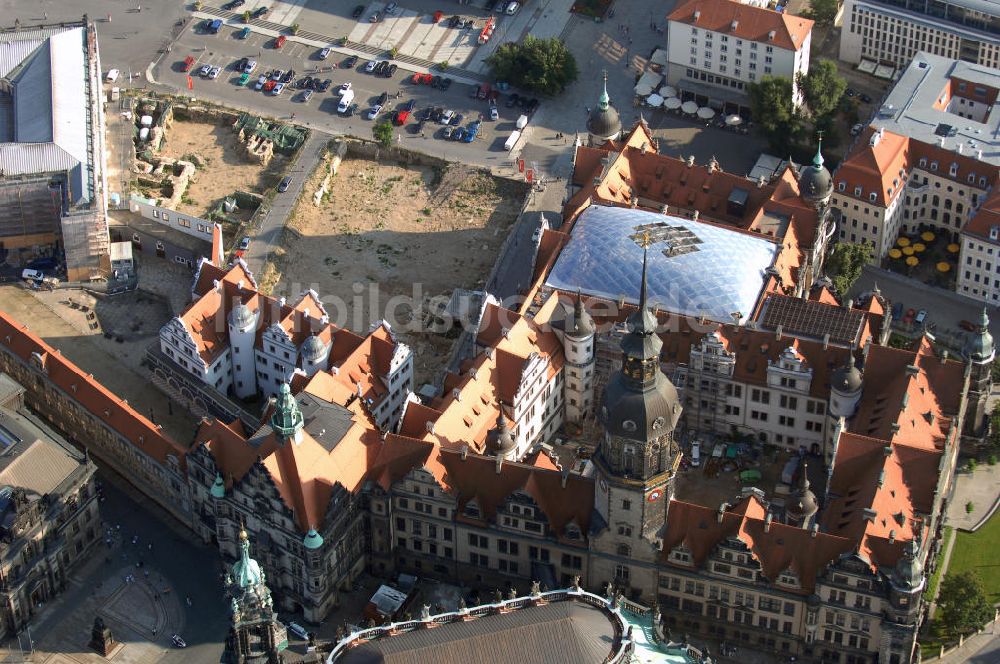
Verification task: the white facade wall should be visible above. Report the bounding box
[507,354,564,460]
[958,231,1000,302]
[159,317,235,393]
[666,20,808,105]
[229,313,259,400]
[563,330,596,424]
[128,198,217,241]
[256,326,298,399]
[840,0,1000,69]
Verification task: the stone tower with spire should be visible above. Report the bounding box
[962,307,994,440]
[586,71,623,146]
[221,526,288,664]
[785,462,819,528]
[552,291,597,425]
[591,236,683,600]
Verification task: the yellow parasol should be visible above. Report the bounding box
[947,243,960,253]
[897,237,911,247]
[888,248,903,259]
[902,246,915,256]
[913,243,926,252]
[921,231,935,242]
[906,256,919,267]
[936,262,951,273]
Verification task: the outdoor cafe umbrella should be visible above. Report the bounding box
[725,114,743,126]
[897,236,911,247]
[697,106,716,120]
[681,100,698,114]
[634,82,654,97]
[888,248,903,259]
[659,85,677,98]
[947,243,960,253]
[902,246,915,256]
[664,97,682,110]
[906,256,919,267]
[937,262,951,273]
[921,231,935,242]
[646,93,665,108]
[913,242,926,253]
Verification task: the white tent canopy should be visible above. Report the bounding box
[681,100,698,114]
[633,70,664,96]
[697,107,715,119]
[646,93,664,107]
[658,85,677,98]
[664,97,682,110]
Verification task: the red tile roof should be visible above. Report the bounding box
[668,0,813,52]
[0,311,189,469]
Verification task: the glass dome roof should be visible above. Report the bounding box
[546,205,780,322]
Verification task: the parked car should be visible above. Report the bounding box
[403,98,416,112]
[238,73,250,86]
[506,93,520,108]
[343,55,359,69]
[845,87,856,97]
[442,125,454,139]
[850,123,864,136]
[453,127,466,141]
[385,63,397,77]
[505,1,520,14]
[21,269,44,282]
[338,89,355,112]
[238,236,252,251]
[432,10,444,22]
[223,0,245,9]
[375,60,389,75]
[352,4,366,18]
[860,93,873,103]
[274,35,287,48]
[252,6,268,18]
[236,57,248,71]
[209,66,222,79]
[891,301,903,322]
[365,60,378,73]
[377,91,390,105]
[690,441,701,467]
[255,75,267,90]
[278,177,292,193]
[439,109,455,125]
[450,113,463,126]
[477,83,490,99]
[319,47,332,60]
[439,77,453,90]
[182,56,195,72]
[244,59,257,73]
[367,104,383,119]
[171,634,187,649]
[489,99,498,120]
[369,11,382,22]
[198,64,212,77]
[915,309,927,325]
[288,623,309,641]
[386,2,398,13]
[237,27,251,39]
[345,102,359,117]
[430,75,442,88]
[393,109,409,125]
[340,82,353,94]
[282,69,296,83]
[319,79,332,92]
[271,82,285,95]
[301,89,314,102]
[270,69,283,81]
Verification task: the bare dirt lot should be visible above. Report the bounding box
[272,155,528,385]
[158,120,287,220]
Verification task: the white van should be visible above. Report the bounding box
[690,441,701,467]
[21,269,43,282]
[504,130,521,152]
[338,88,355,113]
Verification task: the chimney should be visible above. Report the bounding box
[764,513,773,533]
[845,298,854,310]
[460,445,469,460]
[810,523,818,538]
[731,19,739,31]
[889,529,896,543]
[687,155,695,168]
[941,349,949,364]
[452,388,462,401]
[661,204,669,215]
[213,279,221,292]
[279,296,287,307]
[641,142,648,155]
[822,333,830,350]
[321,314,330,326]
[775,324,783,341]
[883,445,893,457]
[426,420,436,435]
[693,9,701,20]
[237,279,245,291]
[958,144,964,155]
[561,472,569,488]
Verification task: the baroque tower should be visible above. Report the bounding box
[962,307,994,440]
[221,526,288,664]
[557,291,597,425]
[591,236,683,599]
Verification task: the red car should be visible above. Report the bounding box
[182,55,195,72]
[411,72,433,84]
[432,10,443,22]
[263,80,277,92]
[393,109,410,126]
[274,35,287,49]
[902,308,916,325]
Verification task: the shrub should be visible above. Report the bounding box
[989,454,997,466]
[966,501,975,513]
[389,47,399,58]
[967,458,978,472]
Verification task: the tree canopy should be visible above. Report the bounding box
[826,242,873,297]
[937,571,994,636]
[798,60,848,120]
[748,75,802,152]
[486,36,578,96]
[372,121,394,148]
[805,0,839,25]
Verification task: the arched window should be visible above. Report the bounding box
[617,544,631,557]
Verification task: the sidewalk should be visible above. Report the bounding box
[934,620,999,663]
[945,464,1000,531]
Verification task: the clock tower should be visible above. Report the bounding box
[590,235,683,598]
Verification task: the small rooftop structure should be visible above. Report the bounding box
[757,293,867,346]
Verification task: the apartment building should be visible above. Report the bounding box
[157,260,413,432]
[0,312,192,526]
[832,54,1000,283]
[840,0,1000,70]
[0,374,100,637]
[666,0,813,109]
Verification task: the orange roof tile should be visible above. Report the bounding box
[668,0,813,52]
[0,311,190,468]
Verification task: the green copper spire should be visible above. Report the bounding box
[232,526,263,588]
[303,527,324,550]
[813,135,825,168]
[210,472,226,498]
[270,383,303,442]
[598,70,610,111]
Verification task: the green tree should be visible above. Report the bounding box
[748,75,802,152]
[825,242,873,296]
[937,571,994,636]
[242,10,251,23]
[372,121,393,148]
[804,0,838,25]
[797,60,847,120]
[486,36,578,96]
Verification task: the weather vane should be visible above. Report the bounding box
[631,229,654,249]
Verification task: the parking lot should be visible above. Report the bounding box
[158,24,537,161]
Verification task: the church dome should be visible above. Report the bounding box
[486,408,517,456]
[301,334,326,361]
[785,463,818,523]
[798,141,833,208]
[963,307,994,363]
[830,356,862,393]
[230,302,255,329]
[587,73,622,141]
[601,372,682,441]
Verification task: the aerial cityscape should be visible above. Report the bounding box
[0,0,998,662]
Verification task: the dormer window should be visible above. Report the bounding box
[949,162,959,177]
[870,192,878,202]
[980,176,988,187]
[919,157,927,168]
[990,225,998,241]
[777,570,799,587]
[854,185,863,196]
[565,524,581,540]
[930,161,938,172]
[837,182,846,192]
